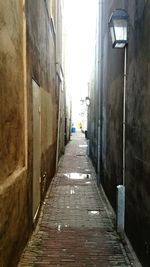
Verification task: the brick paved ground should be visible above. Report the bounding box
[18,132,141,267]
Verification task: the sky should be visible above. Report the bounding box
[64,0,98,125]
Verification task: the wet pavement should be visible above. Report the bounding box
[18,132,140,267]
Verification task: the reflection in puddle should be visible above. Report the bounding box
[64,173,91,180]
[58,225,61,231]
[79,145,88,148]
[70,189,75,194]
[88,210,100,215]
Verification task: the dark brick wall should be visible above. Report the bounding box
[125,1,150,266]
[90,0,150,265]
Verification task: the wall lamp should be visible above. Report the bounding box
[109,9,128,48]
[85,97,91,107]
[109,8,129,234]
[80,97,91,106]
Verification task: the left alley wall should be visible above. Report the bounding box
[0,1,61,266]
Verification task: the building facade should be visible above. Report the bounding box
[0,1,65,266]
[88,1,150,266]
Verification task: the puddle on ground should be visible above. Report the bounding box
[58,225,61,231]
[79,145,88,148]
[85,181,91,184]
[88,210,100,215]
[64,173,91,180]
[70,189,75,194]
[57,224,70,231]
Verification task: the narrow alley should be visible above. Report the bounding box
[18,132,139,267]
[1,0,150,266]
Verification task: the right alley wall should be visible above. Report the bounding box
[88,1,150,266]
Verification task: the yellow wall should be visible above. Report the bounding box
[0,0,25,183]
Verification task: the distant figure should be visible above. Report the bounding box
[85,130,88,139]
[79,122,82,131]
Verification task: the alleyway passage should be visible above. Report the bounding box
[18,132,139,267]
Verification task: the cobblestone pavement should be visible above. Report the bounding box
[18,132,140,267]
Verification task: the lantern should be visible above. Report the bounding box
[109,9,128,48]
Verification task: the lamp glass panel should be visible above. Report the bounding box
[110,25,115,44]
[115,43,126,48]
[113,19,127,41]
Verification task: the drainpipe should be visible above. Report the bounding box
[97,0,103,186]
[117,46,127,234]
[56,79,61,170]
[123,46,127,187]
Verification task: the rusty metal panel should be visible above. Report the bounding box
[32,79,41,221]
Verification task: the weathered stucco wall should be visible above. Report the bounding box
[0,0,61,266]
[98,0,150,265]
[0,1,29,267]
[0,0,25,181]
[0,169,29,267]
[26,0,58,198]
